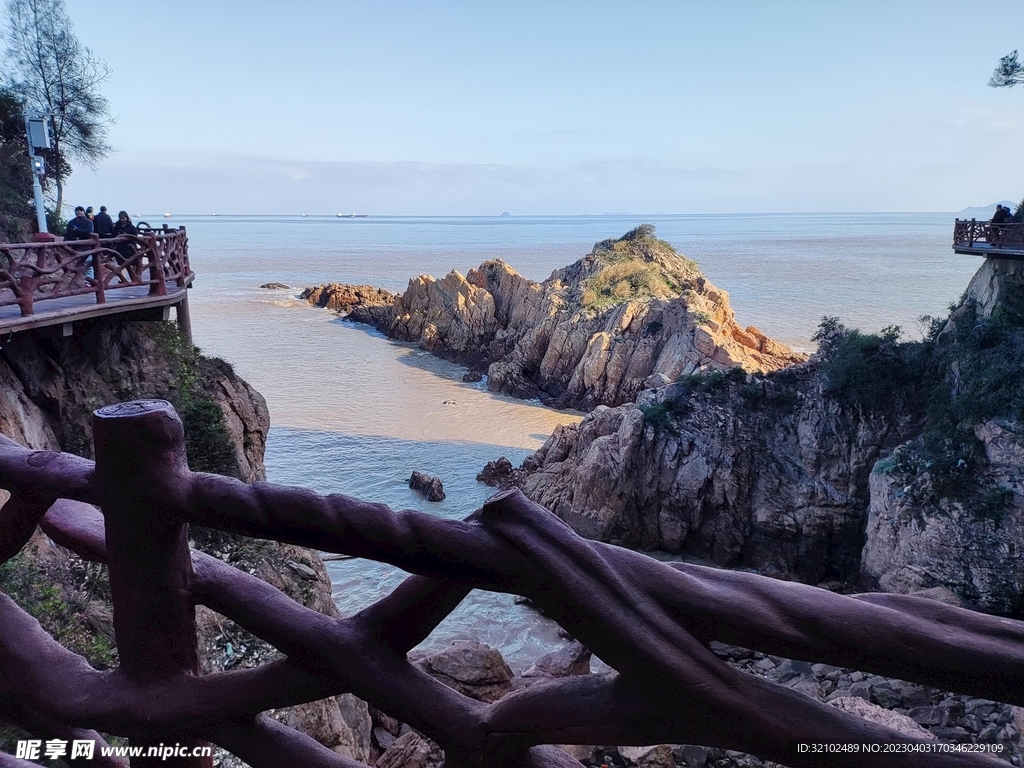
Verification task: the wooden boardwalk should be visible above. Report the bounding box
[0,228,193,339]
[0,278,192,336]
[953,219,1024,259]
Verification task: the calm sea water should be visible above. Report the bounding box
[172,212,978,670]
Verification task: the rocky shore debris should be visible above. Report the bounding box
[362,634,1022,768]
[303,226,804,410]
[259,282,291,289]
[408,470,445,501]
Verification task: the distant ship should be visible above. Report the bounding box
[163,213,171,218]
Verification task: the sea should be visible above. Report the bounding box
[168,211,978,671]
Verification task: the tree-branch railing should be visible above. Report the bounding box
[0,227,191,317]
[0,400,1022,767]
[953,218,1024,249]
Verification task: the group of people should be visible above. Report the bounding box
[987,203,1021,244]
[64,205,138,241]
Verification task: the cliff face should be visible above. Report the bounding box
[505,364,922,585]
[305,228,805,410]
[0,319,267,480]
[862,419,1024,616]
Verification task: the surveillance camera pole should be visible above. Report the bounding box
[24,114,56,242]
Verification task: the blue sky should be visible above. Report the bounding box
[33,1,1024,213]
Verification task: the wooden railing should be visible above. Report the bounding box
[0,400,1022,767]
[0,226,191,317]
[953,218,1024,250]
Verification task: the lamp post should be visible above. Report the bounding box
[24,114,55,242]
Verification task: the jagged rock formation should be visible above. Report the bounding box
[493,256,1024,615]
[301,283,396,317]
[305,227,804,410]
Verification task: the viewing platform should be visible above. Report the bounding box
[953,219,1024,259]
[0,225,193,340]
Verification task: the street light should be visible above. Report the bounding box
[25,114,54,242]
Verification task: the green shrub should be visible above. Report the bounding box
[639,401,677,431]
[814,319,930,414]
[820,301,1024,514]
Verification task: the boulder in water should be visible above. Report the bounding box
[409,470,445,502]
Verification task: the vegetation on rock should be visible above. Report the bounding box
[813,292,1024,515]
[580,225,698,311]
[147,321,238,474]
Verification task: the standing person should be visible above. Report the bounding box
[989,204,1009,244]
[64,206,94,240]
[93,205,114,237]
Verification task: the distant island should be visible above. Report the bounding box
[957,200,1017,217]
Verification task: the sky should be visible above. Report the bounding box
[12,0,1024,214]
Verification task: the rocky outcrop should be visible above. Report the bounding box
[301,283,397,321]
[862,420,1024,616]
[498,364,922,584]
[488,255,1024,617]
[305,228,804,410]
[409,470,446,501]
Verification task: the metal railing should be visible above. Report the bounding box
[0,226,191,317]
[0,401,1021,767]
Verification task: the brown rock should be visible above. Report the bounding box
[618,744,676,768]
[509,360,923,582]
[301,283,397,315]
[414,640,514,703]
[862,421,1024,614]
[519,641,592,686]
[477,456,516,487]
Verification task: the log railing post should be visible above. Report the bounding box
[146,234,166,296]
[92,238,106,305]
[92,401,211,768]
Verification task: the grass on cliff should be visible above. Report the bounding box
[581,225,698,312]
[0,551,117,669]
[146,322,237,475]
